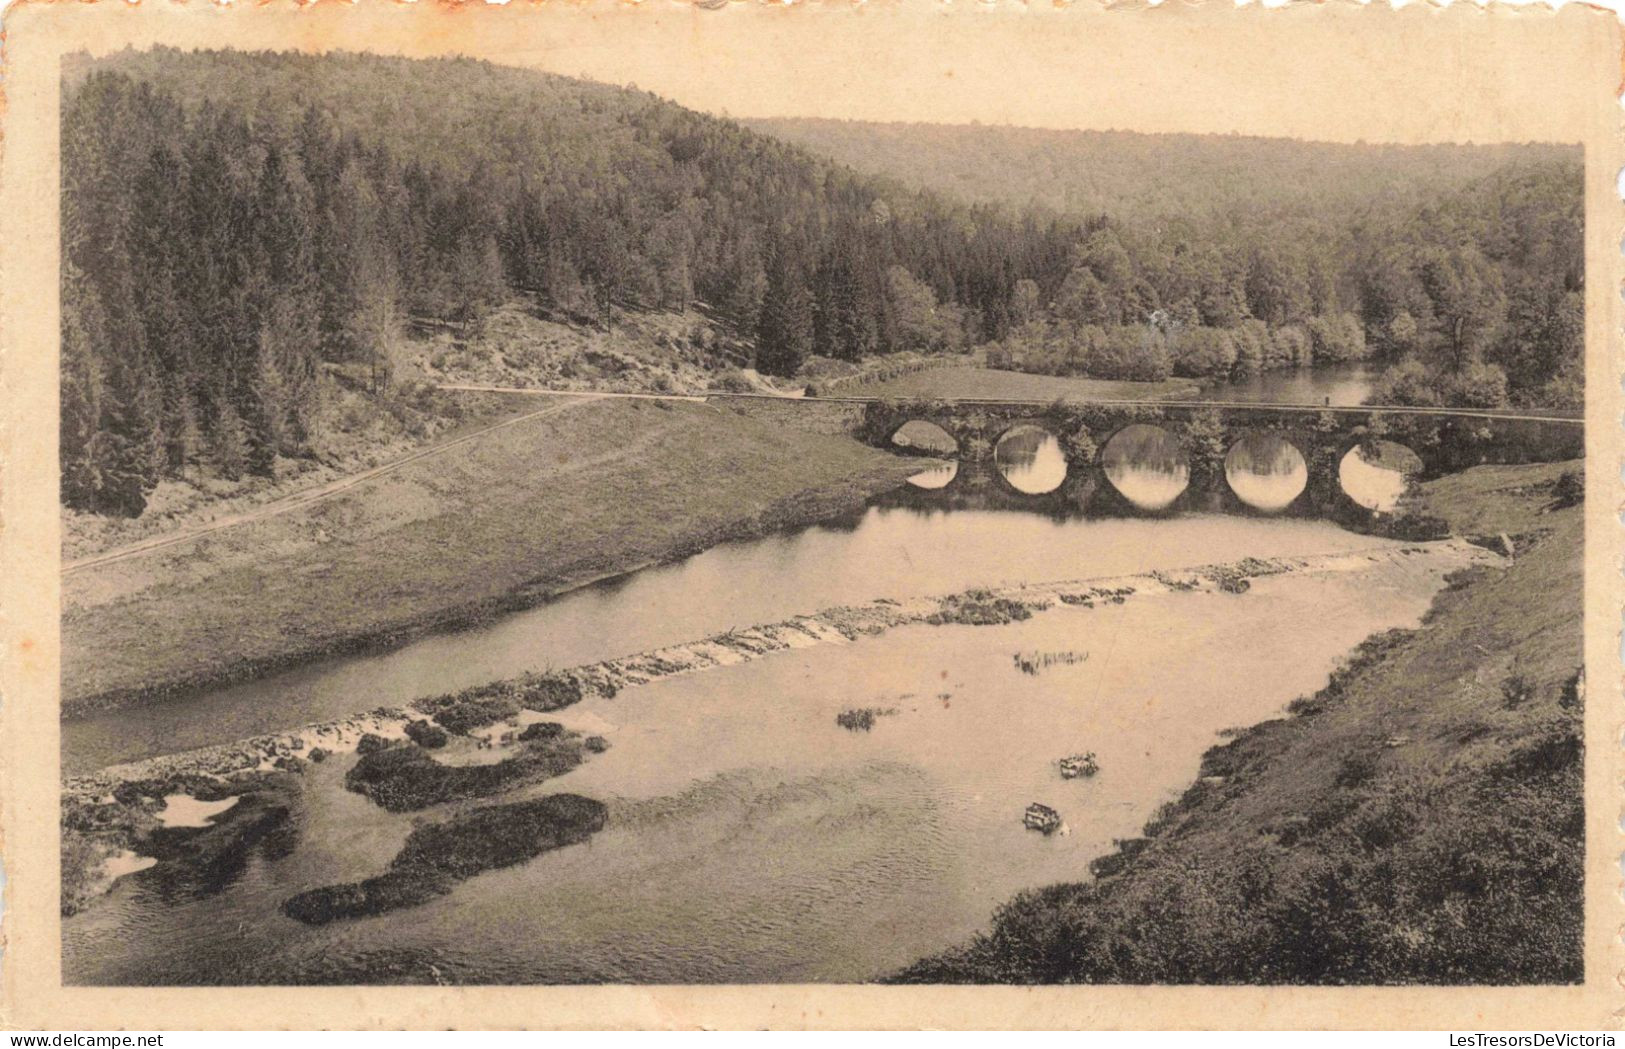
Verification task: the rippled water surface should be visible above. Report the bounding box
[65,499,1409,773]
[65,485,1479,985]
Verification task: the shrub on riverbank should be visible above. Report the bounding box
[281,794,608,925]
[837,707,898,732]
[419,691,521,735]
[1550,469,1583,509]
[404,720,449,749]
[517,720,566,743]
[926,589,1036,627]
[60,829,111,917]
[410,674,586,738]
[518,673,586,711]
[344,732,593,811]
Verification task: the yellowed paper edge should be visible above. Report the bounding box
[0,0,1620,1029]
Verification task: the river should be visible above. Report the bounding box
[66,359,1453,985]
[65,496,1400,775]
[66,480,1478,984]
[1196,361,1376,406]
[63,414,1412,778]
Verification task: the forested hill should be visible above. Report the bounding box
[743,118,1577,232]
[65,47,1061,514]
[63,48,1583,521]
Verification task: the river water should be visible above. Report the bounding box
[67,360,1456,985]
[66,496,1406,774]
[66,486,1479,984]
[1196,361,1375,406]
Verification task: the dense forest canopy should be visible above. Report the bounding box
[749,117,1584,409]
[62,48,1583,517]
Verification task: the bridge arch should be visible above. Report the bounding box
[1336,436,1424,514]
[1223,432,1309,513]
[1100,423,1190,512]
[992,422,1069,495]
[887,419,961,460]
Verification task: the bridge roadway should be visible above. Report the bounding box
[819,397,1582,425]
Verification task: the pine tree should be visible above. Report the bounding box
[721,234,768,337]
[831,253,879,362]
[245,328,290,478]
[756,244,813,377]
[166,390,202,479]
[60,265,108,512]
[210,400,250,481]
[97,338,163,516]
[580,213,632,329]
[811,250,840,360]
[350,245,406,394]
[501,185,549,295]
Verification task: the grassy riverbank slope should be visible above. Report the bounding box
[898,460,1584,984]
[62,398,918,715]
[62,391,547,563]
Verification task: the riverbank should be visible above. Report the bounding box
[62,390,547,563]
[62,398,920,715]
[896,460,1584,984]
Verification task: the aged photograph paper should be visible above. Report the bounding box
[1,0,1622,1030]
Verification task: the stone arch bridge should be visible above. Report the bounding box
[708,394,1584,526]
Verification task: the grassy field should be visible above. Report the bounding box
[62,398,919,713]
[841,367,1201,401]
[63,391,548,562]
[899,460,1584,984]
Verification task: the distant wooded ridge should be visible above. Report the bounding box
[61,48,1582,518]
[742,118,1578,228]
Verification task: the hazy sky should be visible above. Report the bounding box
[42,1,1609,146]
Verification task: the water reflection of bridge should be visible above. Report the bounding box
[709,394,1584,526]
[884,455,1401,523]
